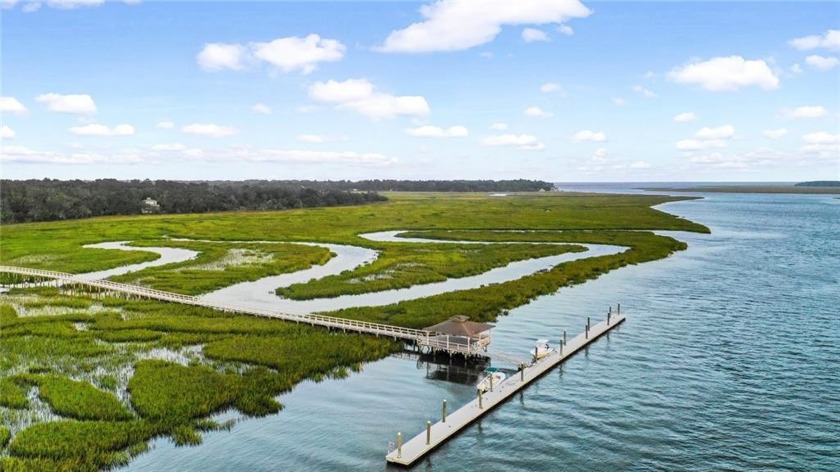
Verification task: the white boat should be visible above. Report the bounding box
[529,339,551,361]
[476,367,506,393]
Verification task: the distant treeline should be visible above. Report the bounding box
[795,181,840,187]
[221,179,555,192]
[0,179,554,224]
[0,179,386,224]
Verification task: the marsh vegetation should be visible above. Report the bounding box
[0,192,708,470]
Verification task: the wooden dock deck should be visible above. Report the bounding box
[385,311,626,466]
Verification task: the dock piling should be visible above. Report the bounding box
[489,373,494,392]
[442,400,447,423]
[586,317,590,339]
[397,432,402,458]
[563,329,567,346]
[426,421,431,445]
[478,389,483,409]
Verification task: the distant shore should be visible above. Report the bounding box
[643,185,840,195]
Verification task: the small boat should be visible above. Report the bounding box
[477,367,506,393]
[530,339,551,361]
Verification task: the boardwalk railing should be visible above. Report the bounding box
[0,265,481,354]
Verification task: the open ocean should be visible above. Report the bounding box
[126,185,840,471]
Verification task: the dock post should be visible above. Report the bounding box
[559,340,563,355]
[397,432,402,458]
[489,373,494,392]
[426,421,431,445]
[442,400,447,423]
[563,330,567,346]
[618,303,621,315]
[520,364,525,381]
[607,310,611,326]
[586,317,590,339]
[478,389,483,409]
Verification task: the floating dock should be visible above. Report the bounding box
[386,310,625,466]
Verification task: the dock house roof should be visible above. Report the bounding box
[423,315,494,337]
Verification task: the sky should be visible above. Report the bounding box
[1,0,838,182]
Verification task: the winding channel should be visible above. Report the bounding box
[79,233,628,315]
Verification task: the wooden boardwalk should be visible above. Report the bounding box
[0,265,428,344]
[386,311,626,466]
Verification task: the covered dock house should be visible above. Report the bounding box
[418,315,494,357]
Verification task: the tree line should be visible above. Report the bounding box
[0,179,555,224]
[0,180,386,224]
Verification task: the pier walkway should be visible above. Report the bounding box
[386,311,625,466]
[0,265,476,355]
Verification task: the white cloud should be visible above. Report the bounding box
[696,125,735,140]
[643,70,655,79]
[198,34,345,74]
[69,123,135,136]
[1,145,142,165]
[405,125,469,138]
[788,29,840,51]
[309,78,375,103]
[1,125,15,139]
[295,134,348,143]
[524,106,553,118]
[22,1,40,12]
[672,112,697,123]
[557,24,574,36]
[483,134,544,150]
[540,82,561,93]
[252,103,272,115]
[783,106,827,119]
[632,85,656,98]
[669,56,780,91]
[802,131,839,145]
[611,97,626,106]
[0,96,28,114]
[227,148,395,166]
[0,1,18,9]
[36,93,97,114]
[250,34,345,74]
[676,126,735,150]
[675,139,727,151]
[151,143,187,152]
[489,122,508,131]
[790,63,803,75]
[629,160,651,169]
[805,55,839,71]
[197,43,247,71]
[308,78,430,120]
[801,131,840,157]
[591,147,608,162]
[46,0,104,9]
[573,130,607,142]
[378,0,591,52]
[522,28,549,43]
[181,123,238,137]
[156,121,175,129]
[763,129,788,139]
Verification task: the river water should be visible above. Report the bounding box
[125,190,839,471]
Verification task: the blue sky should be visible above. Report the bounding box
[1,0,838,182]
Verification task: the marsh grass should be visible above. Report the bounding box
[277,243,585,299]
[14,376,134,422]
[110,240,332,295]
